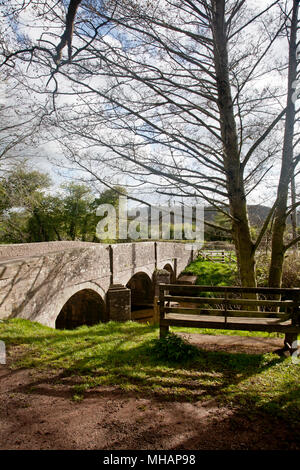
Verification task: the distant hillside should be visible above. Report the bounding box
[130,204,297,228]
[205,205,298,227]
[248,205,273,226]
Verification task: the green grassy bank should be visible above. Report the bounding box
[0,318,299,431]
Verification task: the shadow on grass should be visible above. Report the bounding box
[1,318,299,424]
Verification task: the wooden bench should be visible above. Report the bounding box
[159,284,300,354]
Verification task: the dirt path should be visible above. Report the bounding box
[1,332,299,450]
[177,332,285,355]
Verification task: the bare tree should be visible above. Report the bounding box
[1,0,298,288]
[0,14,48,170]
[268,0,299,287]
[0,84,39,168]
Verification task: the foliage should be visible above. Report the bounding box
[255,252,300,288]
[26,195,65,242]
[255,254,271,287]
[0,166,126,244]
[60,182,94,241]
[152,332,199,362]
[0,164,51,214]
[92,186,126,208]
[0,210,28,243]
[282,253,300,288]
[205,211,233,242]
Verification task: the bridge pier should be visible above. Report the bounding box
[153,269,171,324]
[106,284,131,322]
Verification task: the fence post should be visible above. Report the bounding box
[159,285,169,338]
[153,269,170,325]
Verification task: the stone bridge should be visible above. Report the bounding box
[0,241,197,329]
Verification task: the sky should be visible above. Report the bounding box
[0,0,296,209]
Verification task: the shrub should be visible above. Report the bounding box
[255,252,300,288]
[255,253,270,287]
[152,332,199,362]
[282,253,300,288]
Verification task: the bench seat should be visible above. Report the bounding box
[161,313,300,334]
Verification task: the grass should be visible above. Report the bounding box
[0,318,300,429]
[183,258,238,287]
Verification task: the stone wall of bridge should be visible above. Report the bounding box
[0,241,196,327]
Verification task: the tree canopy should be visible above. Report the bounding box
[0,165,125,243]
[0,1,299,287]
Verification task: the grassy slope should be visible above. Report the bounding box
[1,318,299,429]
[183,258,238,287]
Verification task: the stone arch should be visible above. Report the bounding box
[126,271,154,322]
[114,265,155,288]
[131,266,154,283]
[54,283,106,330]
[157,259,174,271]
[126,272,154,307]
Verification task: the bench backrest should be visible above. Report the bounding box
[159,284,300,324]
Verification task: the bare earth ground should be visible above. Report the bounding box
[0,333,299,451]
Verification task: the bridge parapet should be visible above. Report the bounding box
[112,242,155,273]
[0,241,198,326]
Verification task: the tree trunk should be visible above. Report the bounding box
[268,0,299,288]
[54,226,62,241]
[81,214,88,241]
[33,209,49,242]
[290,174,298,251]
[212,0,256,287]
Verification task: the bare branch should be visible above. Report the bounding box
[54,0,83,64]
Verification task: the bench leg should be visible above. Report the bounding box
[284,333,298,355]
[160,324,169,339]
